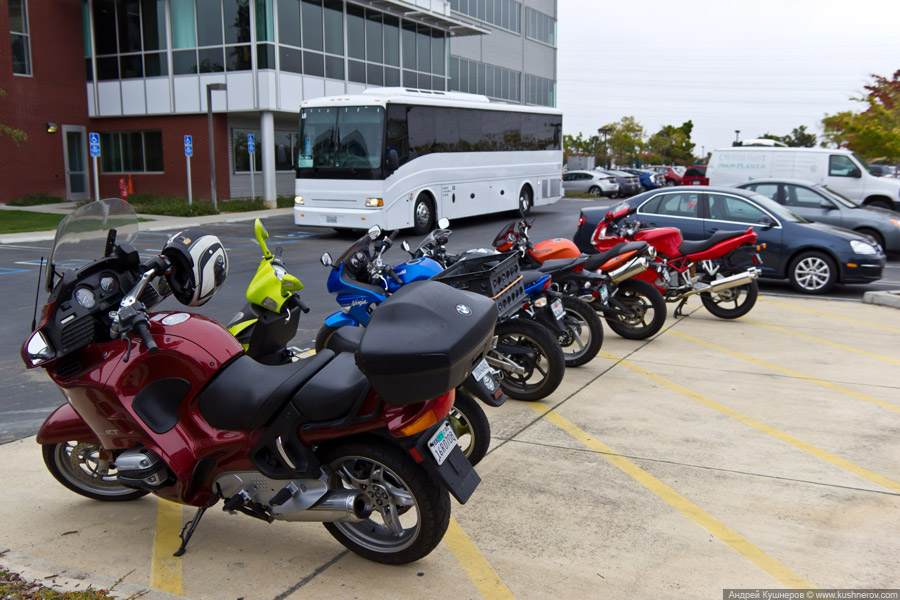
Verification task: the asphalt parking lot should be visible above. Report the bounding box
[2,292,899,599]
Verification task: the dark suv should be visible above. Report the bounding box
[682,166,708,186]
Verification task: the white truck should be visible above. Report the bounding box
[707,147,900,211]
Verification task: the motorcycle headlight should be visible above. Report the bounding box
[850,239,877,255]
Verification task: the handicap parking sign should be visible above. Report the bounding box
[184,135,193,157]
[89,133,100,157]
[248,134,255,154]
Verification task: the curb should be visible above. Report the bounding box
[0,548,188,600]
[862,290,900,309]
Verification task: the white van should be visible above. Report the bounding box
[707,147,900,211]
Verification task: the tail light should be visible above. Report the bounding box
[577,214,586,228]
[388,389,456,437]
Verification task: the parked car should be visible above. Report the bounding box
[596,168,641,197]
[573,186,886,294]
[681,165,708,186]
[707,146,900,211]
[736,179,900,253]
[647,165,685,186]
[562,170,619,197]
[617,168,663,191]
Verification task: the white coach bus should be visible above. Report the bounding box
[293,88,563,234]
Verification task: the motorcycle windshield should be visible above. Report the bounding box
[46,198,139,291]
[333,232,372,266]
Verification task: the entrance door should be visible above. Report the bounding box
[62,125,90,201]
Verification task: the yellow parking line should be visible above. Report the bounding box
[759,298,900,334]
[670,330,900,414]
[527,404,814,589]
[744,318,900,365]
[443,517,515,600]
[600,351,900,495]
[150,498,183,595]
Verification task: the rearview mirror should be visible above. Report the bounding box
[387,148,399,172]
[320,252,333,267]
[254,218,273,260]
[849,167,862,178]
[437,217,450,229]
[820,201,837,210]
[401,240,411,252]
[367,225,382,240]
[758,216,776,230]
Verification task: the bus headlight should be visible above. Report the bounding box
[294,195,304,206]
[365,197,383,207]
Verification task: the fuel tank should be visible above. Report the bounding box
[530,238,581,262]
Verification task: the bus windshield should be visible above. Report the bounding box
[298,106,384,174]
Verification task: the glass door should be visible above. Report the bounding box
[62,125,90,201]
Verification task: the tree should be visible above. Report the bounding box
[601,116,645,167]
[822,70,900,162]
[644,120,696,165]
[759,125,817,147]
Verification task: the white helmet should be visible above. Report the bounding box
[162,229,228,306]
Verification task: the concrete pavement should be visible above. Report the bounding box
[2,296,899,598]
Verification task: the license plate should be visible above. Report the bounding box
[326,215,337,224]
[428,421,459,466]
[472,357,490,382]
[551,298,565,319]
[599,285,609,302]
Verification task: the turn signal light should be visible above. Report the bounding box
[400,389,456,436]
[365,197,383,207]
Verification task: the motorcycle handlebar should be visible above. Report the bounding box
[293,296,311,313]
[386,266,403,285]
[135,321,158,354]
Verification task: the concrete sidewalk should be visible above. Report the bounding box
[2,297,899,598]
[0,201,293,245]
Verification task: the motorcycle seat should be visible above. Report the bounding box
[678,230,746,256]
[521,269,546,287]
[198,350,335,431]
[537,257,586,274]
[324,326,364,353]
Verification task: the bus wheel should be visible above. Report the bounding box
[519,186,533,216]
[413,194,435,235]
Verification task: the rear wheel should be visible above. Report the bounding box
[413,194,435,235]
[865,198,892,210]
[315,324,342,352]
[700,279,758,319]
[789,251,837,294]
[588,186,602,197]
[43,442,148,502]
[557,296,604,367]
[856,228,885,252]
[603,279,667,340]
[489,318,565,401]
[319,438,450,564]
[448,391,490,466]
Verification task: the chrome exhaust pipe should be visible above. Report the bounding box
[676,268,761,300]
[279,490,373,523]
[607,256,650,284]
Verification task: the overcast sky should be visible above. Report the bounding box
[556,0,900,159]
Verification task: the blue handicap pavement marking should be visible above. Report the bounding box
[0,267,31,275]
[277,232,321,239]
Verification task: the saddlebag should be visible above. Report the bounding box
[356,281,497,405]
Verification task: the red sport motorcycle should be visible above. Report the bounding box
[590,206,762,319]
[22,198,497,565]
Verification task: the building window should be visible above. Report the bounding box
[449,55,521,102]
[525,8,555,46]
[526,74,555,107]
[449,0,521,35]
[234,129,299,172]
[9,0,32,75]
[100,131,164,172]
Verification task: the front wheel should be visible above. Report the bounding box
[603,279,667,340]
[43,442,148,502]
[518,186,533,215]
[789,251,837,294]
[700,278,758,319]
[412,194,436,235]
[557,296,604,367]
[489,318,565,401]
[448,391,490,466]
[319,438,450,564]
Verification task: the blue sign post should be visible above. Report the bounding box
[184,135,194,206]
[89,133,100,202]
[248,134,256,201]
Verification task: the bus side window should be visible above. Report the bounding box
[386,104,409,172]
[408,105,435,158]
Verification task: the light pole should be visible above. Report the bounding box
[734,129,741,145]
[207,83,227,210]
[598,127,613,169]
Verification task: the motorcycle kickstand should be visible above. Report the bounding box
[673,298,689,318]
[173,506,208,557]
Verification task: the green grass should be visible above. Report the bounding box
[0,569,124,599]
[9,193,66,206]
[0,210,65,234]
[124,194,294,216]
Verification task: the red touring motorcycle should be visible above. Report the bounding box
[23,198,497,564]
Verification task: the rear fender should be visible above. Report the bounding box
[36,403,100,445]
